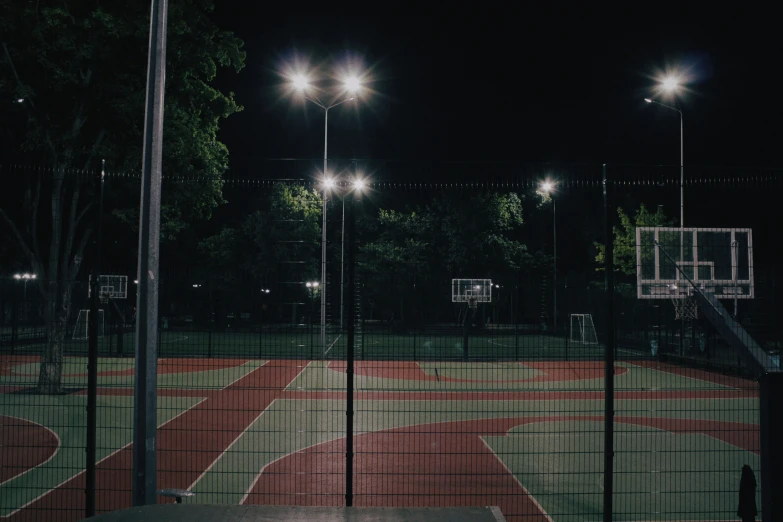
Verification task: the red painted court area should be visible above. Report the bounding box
[0,416,59,484]
[0,357,760,522]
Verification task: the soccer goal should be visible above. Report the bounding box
[570,314,598,345]
[72,309,105,340]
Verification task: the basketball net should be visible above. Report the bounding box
[671,296,698,320]
[468,297,478,310]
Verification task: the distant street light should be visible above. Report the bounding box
[539,181,557,334]
[13,273,36,320]
[291,69,364,355]
[305,281,320,349]
[338,176,368,329]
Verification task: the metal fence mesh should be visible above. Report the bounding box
[1,162,779,520]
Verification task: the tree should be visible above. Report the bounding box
[359,191,533,325]
[199,184,323,321]
[0,0,245,393]
[595,204,676,276]
[359,209,433,325]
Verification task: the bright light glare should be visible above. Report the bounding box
[344,76,361,93]
[306,282,312,287]
[323,178,335,189]
[644,98,652,103]
[662,77,679,92]
[540,181,554,193]
[312,282,319,287]
[16,98,24,103]
[352,178,366,191]
[13,274,21,279]
[292,74,309,91]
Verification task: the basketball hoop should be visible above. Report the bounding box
[671,296,698,320]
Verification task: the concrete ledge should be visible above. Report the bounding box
[84,505,506,521]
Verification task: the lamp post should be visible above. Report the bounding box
[539,182,557,334]
[644,94,683,228]
[306,281,319,353]
[292,73,362,355]
[646,75,686,356]
[13,273,36,321]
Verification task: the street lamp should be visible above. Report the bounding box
[646,75,686,356]
[644,91,684,228]
[305,281,319,350]
[13,273,36,321]
[13,273,36,299]
[339,176,368,329]
[538,181,557,334]
[292,71,363,356]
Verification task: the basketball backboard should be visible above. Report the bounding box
[452,279,492,303]
[636,227,754,299]
[88,274,128,299]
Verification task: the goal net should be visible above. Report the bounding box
[72,309,105,340]
[570,314,598,345]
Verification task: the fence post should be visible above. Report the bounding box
[85,161,104,518]
[602,164,615,521]
[345,189,356,506]
[11,289,18,354]
[760,372,783,520]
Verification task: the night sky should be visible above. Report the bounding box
[209,10,783,171]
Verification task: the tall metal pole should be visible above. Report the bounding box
[680,111,684,229]
[602,164,615,522]
[553,197,557,335]
[133,0,167,506]
[679,110,684,355]
[85,160,105,518]
[340,198,344,330]
[321,108,328,358]
[344,190,356,506]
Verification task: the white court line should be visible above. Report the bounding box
[159,335,189,344]
[284,361,313,392]
[479,437,554,522]
[0,416,61,487]
[1,396,207,519]
[323,334,342,358]
[186,401,276,491]
[221,361,268,391]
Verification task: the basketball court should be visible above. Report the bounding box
[0,353,760,522]
[0,228,773,521]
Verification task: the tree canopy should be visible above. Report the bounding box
[595,204,676,276]
[0,0,245,392]
[358,191,534,325]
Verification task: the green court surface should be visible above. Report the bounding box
[6,329,623,361]
[0,356,760,521]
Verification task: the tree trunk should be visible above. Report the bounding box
[37,280,72,394]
